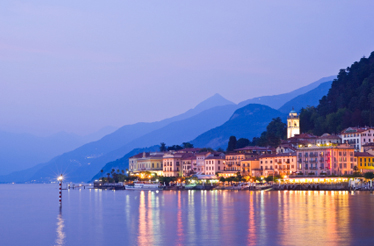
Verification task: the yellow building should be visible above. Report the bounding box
[241,157,259,176]
[355,152,374,173]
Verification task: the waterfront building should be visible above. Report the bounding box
[258,153,297,177]
[287,109,300,139]
[274,153,297,175]
[204,154,225,175]
[195,152,212,174]
[181,155,196,177]
[259,154,275,177]
[224,152,253,172]
[163,152,186,177]
[129,152,164,175]
[296,144,355,176]
[340,127,374,150]
[241,157,259,176]
[354,152,374,173]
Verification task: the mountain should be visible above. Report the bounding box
[300,51,374,135]
[0,94,235,183]
[190,104,286,149]
[24,104,238,183]
[237,76,336,109]
[0,127,117,176]
[278,81,333,114]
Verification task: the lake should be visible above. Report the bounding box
[1,184,374,246]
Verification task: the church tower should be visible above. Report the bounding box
[287,108,300,139]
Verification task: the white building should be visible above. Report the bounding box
[287,109,300,139]
[340,127,374,151]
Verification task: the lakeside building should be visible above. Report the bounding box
[182,155,196,177]
[195,152,212,174]
[258,153,297,177]
[129,152,164,175]
[204,154,225,176]
[163,152,194,177]
[241,157,259,176]
[287,109,300,139]
[296,144,355,176]
[355,152,374,173]
[340,127,374,150]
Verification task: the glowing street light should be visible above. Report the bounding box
[58,174,63,207]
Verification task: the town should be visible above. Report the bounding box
[122,109,374,188]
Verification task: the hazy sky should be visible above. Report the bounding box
[1,1,374,136]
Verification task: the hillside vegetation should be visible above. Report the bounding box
[301,52,374,135]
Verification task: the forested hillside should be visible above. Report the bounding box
[300,52,374,135]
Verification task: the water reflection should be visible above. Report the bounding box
[55,209,65,246]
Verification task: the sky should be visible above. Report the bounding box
[0,1,374,136]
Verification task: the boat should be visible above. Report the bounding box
[254,184,273,190]
[125,181,163,190]
[184,183,197,190]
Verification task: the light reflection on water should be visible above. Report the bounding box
[55,209,65,246]
[1,185,374,246]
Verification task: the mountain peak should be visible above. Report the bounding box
[193,93,235,112]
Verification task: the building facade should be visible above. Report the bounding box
[340,127,374,150]
[296,145,355,176]
[355,152,374,173]
[287,109,300,139]
[204,155,225,176]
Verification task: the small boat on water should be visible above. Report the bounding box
[254,184,273,190]
[184,183,197,190]
[125,181,163,190]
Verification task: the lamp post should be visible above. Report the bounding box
[58,174,63,207]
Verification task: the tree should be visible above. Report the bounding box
[364,172,374,179]
[167,145,183,151]
[160,142,166,152]
[182,142,194,149]
[236,138,250,149]
[227,136,237,152]
[199,148,214,153]
[216,147,225,153]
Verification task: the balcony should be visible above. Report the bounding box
[310,167,318,170]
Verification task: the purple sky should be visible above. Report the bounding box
[1,1,374,136]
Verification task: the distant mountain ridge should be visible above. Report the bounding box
[190,104,286,149]
[278,81,333,114]
[0,94,236,183]
[0,76,336,183]
[238,76,336,109]
[0,127,117,176]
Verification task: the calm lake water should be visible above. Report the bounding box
[1,184,374,246]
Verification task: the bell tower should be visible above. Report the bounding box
[287,108,300,139]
